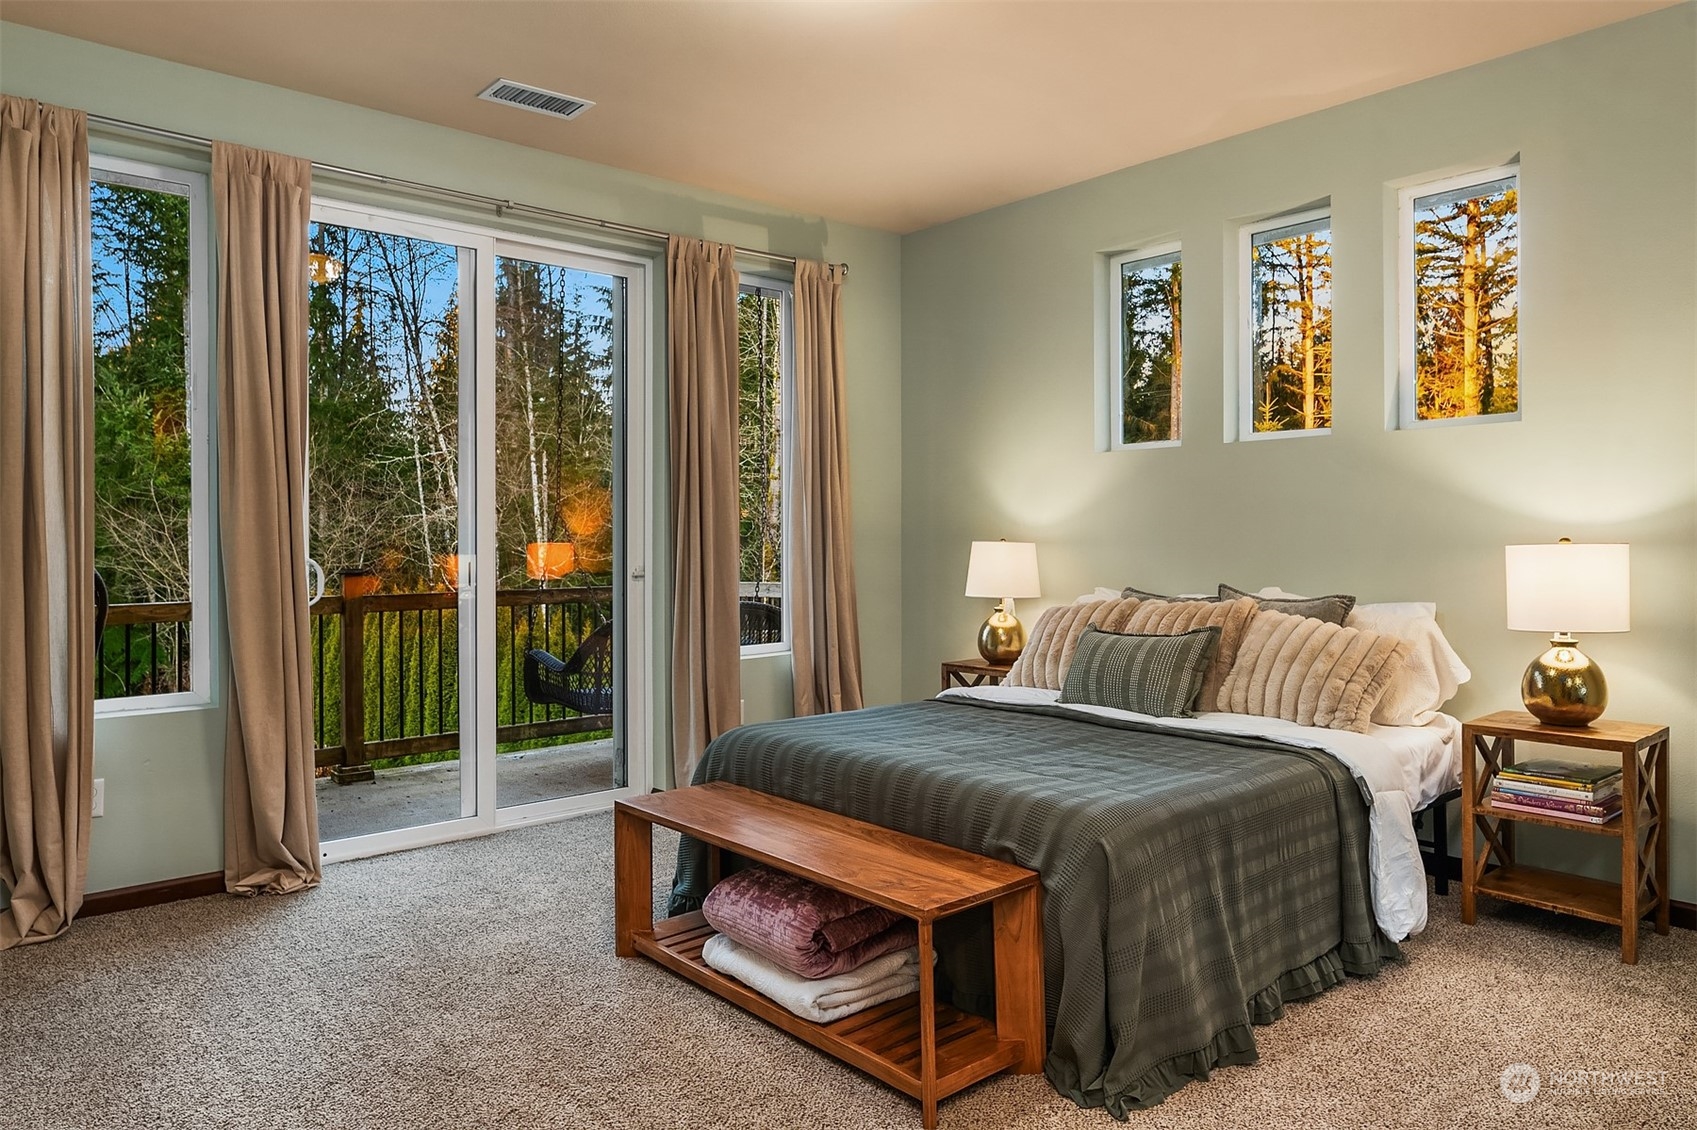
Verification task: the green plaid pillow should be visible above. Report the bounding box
[1058,626,1222,717]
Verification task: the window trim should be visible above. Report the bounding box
[1106,242,1183,453]
[1395,163,1522,431]
[1237,205,1334,443]
[90,152,215,716]
[736,274,793,658]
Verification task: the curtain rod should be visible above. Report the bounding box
[87,112,843,275]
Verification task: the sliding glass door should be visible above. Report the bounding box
[306,201,647,857]
[490,246,628,812]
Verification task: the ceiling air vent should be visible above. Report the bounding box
[477,78,595,122]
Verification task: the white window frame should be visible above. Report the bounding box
[1237,206,1333,443]
[305,195,654,863]
[1396,163,1522,431]
[1105,242,1182,452]
[90,153,215,716]
[736,275,794,658]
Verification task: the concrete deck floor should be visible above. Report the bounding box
[315,740,618,842]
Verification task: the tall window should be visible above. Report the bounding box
[90,155,211,706]
[737,280,789,653]
[1242,209,1332,437]
[1110,245,1182,447]
[1401,167,1520,427]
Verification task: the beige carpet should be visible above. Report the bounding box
[3,812,1692,1130]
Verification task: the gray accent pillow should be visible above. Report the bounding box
[1121,586,1218,603]
[1058,626,1222,718]
[1219,584,1356,625]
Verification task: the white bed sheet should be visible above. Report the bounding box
[935,684,1461,942]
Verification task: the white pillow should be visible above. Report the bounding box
[1078,586,1212,603]
[1346,603,1471,726]
[1254,588,1470,725]
[1074,587,1125,604]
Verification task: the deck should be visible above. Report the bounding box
[315,738,616,842]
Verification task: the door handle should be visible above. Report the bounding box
[306,558,325,606]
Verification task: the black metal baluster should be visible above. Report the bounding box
[505,603,515,728]
[398,607,407,738]
[376,611,386,742]
[525,603,536,725]
[314,616,324,749]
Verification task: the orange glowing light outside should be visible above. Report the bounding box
[525,541,576,581]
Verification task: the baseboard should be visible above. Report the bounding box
[80,871,224,918]
[70,867,1697,931]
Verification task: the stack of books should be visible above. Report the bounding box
[1491,758,1623,824]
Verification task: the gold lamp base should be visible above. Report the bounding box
[1521,634,1608,727]
[977,601,1026,664]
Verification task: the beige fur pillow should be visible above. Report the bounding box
[1218,609,1411,732]
[1005,597,1143,689]
[1122,596,1258,712]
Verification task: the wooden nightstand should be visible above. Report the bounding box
[1461,710,1670,963]
[940,658,1013,692]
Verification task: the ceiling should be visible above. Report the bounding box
[2,0,1675,233]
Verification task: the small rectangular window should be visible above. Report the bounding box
[1241,209,1332,438]
[1109,245,1182,448]
[91,155,211,708]
[737,280,790,653]
[1400,167,1520,427]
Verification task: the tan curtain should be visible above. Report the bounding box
[667,235,741,786]
[0,96,94,948]
[790,260,863,715]
[213,142,319,895]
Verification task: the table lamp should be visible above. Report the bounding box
[965,540,1041,664]
[1505,539,1629,726]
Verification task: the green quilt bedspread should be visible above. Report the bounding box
[668,698,1402,1116]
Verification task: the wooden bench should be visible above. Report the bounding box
[614,781,1045,1129]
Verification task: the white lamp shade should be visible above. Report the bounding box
[965,540,1041,599]
[1505,542,1630,634]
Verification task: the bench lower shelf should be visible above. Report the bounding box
[636,911,1025,1103]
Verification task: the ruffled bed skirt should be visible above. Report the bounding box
[1052,935,1405,1118]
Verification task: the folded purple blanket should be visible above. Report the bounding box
[701,864,917,979]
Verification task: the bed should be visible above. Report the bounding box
[669,685,1460,1116]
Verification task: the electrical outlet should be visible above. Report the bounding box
[91,778,105,818]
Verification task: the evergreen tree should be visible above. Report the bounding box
[1414,186,1518,419]
[91,181,192,606]
[1251,229,1333,431]
[1119,258,1181,444]
[738,289,781,591]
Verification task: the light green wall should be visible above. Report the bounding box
[0,22,903,893]
[901,7,1697,900]
[8,9,1695,909]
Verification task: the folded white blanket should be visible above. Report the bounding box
[701,934,921,1024]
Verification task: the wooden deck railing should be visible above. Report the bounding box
[310,586,615,783]
[97,587,615,783]
[99,601,192,698]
